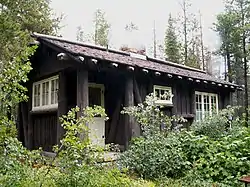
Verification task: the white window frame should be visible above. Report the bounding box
[32,75,59,111]
[153,85,173,105]
[195,91,219,121]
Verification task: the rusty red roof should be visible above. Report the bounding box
[32,33,238,88]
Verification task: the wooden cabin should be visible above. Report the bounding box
[17,33,239,151]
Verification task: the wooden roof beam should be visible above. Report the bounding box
[91,58,98,64]
[57,53,69,60]
[127,66,135,71]
[78,56,85,62]
[142,69,149,73]
[155,71,161,76]
[111,63,118,68]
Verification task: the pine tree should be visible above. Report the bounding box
[0,0,60,118]
[215,0,250,124]
[164,14,181,63]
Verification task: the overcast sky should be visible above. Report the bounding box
[50,0,225,56]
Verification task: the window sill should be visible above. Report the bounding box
[31,105,58,114]
[154,100,173,107]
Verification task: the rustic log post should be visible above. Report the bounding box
[57,71,68,145]
[77,66,89,117]
[77,66,89,140]
[124,74,134,148]
[172,86,178,116]
[133,78,142,104]
[106,96,122,143]
[190,89,196,115]
[132,77,142,136]
[218,93,223,110]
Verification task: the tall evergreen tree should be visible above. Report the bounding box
[0,0,60,118]
[215,0,250,124]
[164,14,181,63]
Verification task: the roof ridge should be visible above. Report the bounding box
[147,57,206,74]
[32,32,206,74]
[32,32,130,56]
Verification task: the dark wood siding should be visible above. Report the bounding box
[32,112,57,152]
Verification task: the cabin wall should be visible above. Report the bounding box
[135,73,233,127]
[32,112,57,151]
[30,43,75,80]
[18,45,77,151]
[18,43,236,151]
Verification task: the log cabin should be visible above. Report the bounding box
[17,33,240,152]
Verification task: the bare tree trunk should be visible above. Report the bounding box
[226,47,232,82]
[199,11,205,71]
[153,21,157,58]
[240,2,249,126]
[183,0,188,65]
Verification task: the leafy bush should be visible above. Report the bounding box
[0,106,152,187]
[191,106,242,139]
[122,94,186,136]
[119,96,250,186]
[119,133,190,179]
[120,128,250,186]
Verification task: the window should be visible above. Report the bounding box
[88,83,104,107]
[153,85,173,105]
[195,91,218,121]
[32,76,59,111]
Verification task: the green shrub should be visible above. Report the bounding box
[119,133,190,179]
[0,106,152,187]
[120,96,250,186]
[191,106,242,139]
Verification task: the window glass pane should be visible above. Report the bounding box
[211,95,217,114]
[42,83,45,105]
[35,84,41,107]
[45,82,49,105]
[195,94,203,121]
[51,78,59,105]
[55,78,59,104]
[42,82,49,106]
[51,80,55,104]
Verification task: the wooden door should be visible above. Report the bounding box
[88,83,105,147]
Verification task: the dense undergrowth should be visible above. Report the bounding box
[1,95,250,186]
[0,107,152,187]
[120,97,250,186]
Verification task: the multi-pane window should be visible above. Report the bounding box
[32,76,59,111]
[153,85,173,105]
[195,91,218,121]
